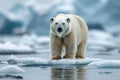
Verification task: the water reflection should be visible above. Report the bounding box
[51,66,86,80]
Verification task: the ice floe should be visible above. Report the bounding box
[7,55,102,66]
[87,60,120,68]
[0,41,35,54]
[7,55,49,65]
[0,65,24,74]
[6,55,120,68]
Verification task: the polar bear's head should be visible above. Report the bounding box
[49,16,71,37]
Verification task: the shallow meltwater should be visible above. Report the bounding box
[0,34,120,80]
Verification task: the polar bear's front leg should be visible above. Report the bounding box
[50,35,62,60]
[63,33,77,59]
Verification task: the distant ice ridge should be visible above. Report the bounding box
[0,65,24,74]
[0,41,35,53]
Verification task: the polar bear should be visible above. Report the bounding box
[49,14,88,60]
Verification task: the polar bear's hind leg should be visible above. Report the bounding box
[76,40,87,58]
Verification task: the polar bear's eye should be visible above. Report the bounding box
[62,23,65,25]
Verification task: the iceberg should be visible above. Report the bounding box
[6,0,76,35]
[0,10,23,34]
[7,55,19,64]
[0,65,24,74]
[0,1,32,35]
[1,0,120,35]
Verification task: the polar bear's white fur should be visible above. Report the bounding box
[49,14,88,60]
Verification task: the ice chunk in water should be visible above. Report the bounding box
[0,65,24,74]
[7,55,18,64]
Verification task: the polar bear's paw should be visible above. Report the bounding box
[75,55,84,59]
[51,55,61,60]
[63,54,75,59]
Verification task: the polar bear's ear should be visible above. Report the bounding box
[66,18,71,23]
[49,18,54,23]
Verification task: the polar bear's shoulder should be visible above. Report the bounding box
[67,14,87,28]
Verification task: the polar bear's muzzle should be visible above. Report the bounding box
[57,27,63,33]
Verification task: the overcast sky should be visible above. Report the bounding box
[0,0,19,11]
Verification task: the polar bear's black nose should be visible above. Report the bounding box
[57,27,62,32]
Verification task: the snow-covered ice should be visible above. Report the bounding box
[88,30,118,47]
[0,65,24,74]
[20,33,50,46]
[6,55,120,68]
[0,41,35,54]
[50,58,103,65]
[7,55,102,66]
[88,30,114,46]
[87,60,120,68]
[7,55,19,64]
[7,55,49,65]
